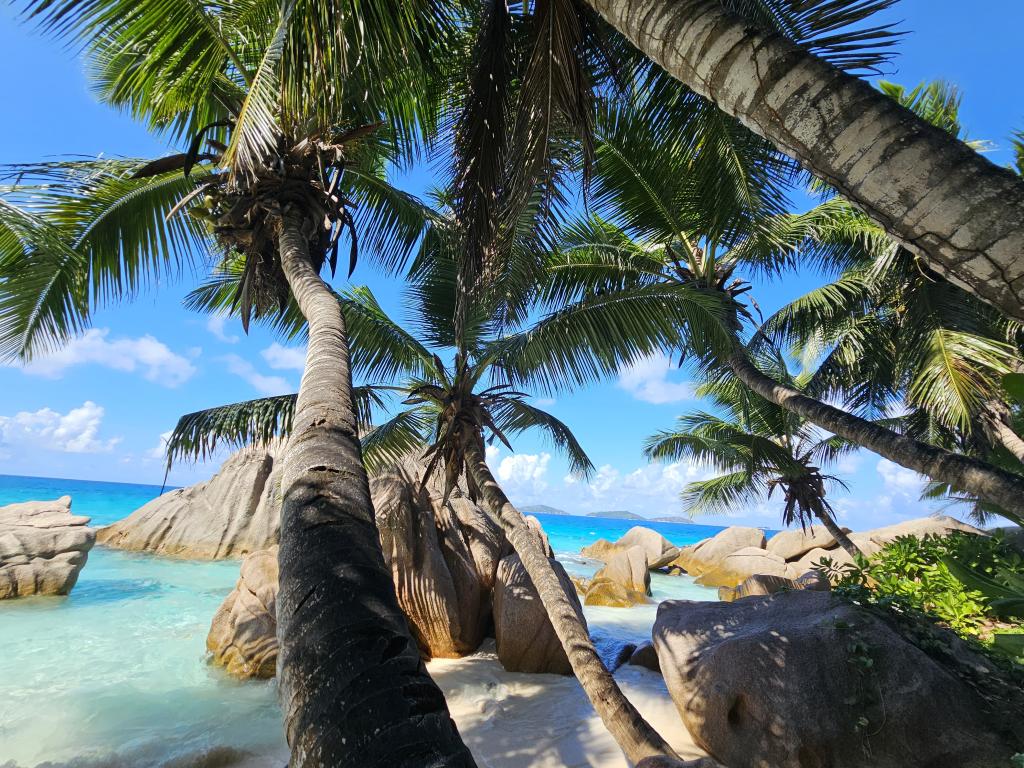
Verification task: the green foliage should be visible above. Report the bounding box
[832,533,1024,642]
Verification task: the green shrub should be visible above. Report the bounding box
[820,531,1024,641]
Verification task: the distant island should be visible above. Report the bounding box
[649,515,697,524]
[585,510,644,520]
[519,504,570,516]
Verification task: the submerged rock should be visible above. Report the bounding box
[98,445,283,559]
[207,546,279,678]
[627,641,661,673]
[0,496,95,598]
[654,590,1024,768]
[493,552,583,674]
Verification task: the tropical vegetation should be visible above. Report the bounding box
[2,0,1024,764]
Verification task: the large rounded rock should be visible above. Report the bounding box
[493,553,584,674]
[792,545,855,576]
[654,591,1024,768]
[98,445,283,559]
[581,526,680,569]
[585,545,652,607]
[694,546,791,588]
[766,525,846,560]
[207,546,279,678]
[672,526,766,577]
[0,496,95,598]
[373,463,506,659]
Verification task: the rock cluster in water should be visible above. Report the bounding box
[0,496,95,598]
[671,517,984,589]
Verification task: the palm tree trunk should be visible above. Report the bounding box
[585,0,1024,321]
[727,350,1024,527]
[462,439,678,764]
[814,511,863,560]
[275,206,476,768]
[981,401,1024,464]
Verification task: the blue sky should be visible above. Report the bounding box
[1,1,1022,530]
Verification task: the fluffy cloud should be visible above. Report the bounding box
[616,353,693,404]
[0,401,121,453]
[487,446,552,498]
[11,328,197,386]
[222,355,293,396]
[877,459,924,495]
[206,316,239,344]
[261,343,306,371]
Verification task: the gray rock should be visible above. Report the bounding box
[373,461,505,659]
[672,526,766,577]
[493,553,583,674]
[627,641,661,673]
[654,590,1024,768]
[581,525,680,569]
[693,546,790,589]
[0,496,95,598]
[766,524,846,560]
[98,445,283,559]
[206,546,279,678]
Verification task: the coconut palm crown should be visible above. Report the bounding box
[644,354,861,557]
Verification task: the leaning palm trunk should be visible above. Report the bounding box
[275,206,476,768]
[728,350,1024,527]
[462,439,678,764]
[981,401,1024,465]
[586,0,1024,321]
[814,510,863,560]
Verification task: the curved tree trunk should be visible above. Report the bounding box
[815,510,863,560]
[463,439,677,765]
[981,401,1024,464]
[727,350,1024,527]
[586,0,1024,321]
[275,206,476,768]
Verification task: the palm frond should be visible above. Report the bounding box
[165,393,297,468]
[361,407,433,475]
[490,398,595,477]
[681,470,762,517]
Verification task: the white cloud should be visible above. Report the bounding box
[223,354,293,396]
[0,401,121,454]
[534,397,557,407]
[616,353,693,404]
[206,316,239,344]
[148,430,172,459]
[487,446,552,499]
[11,328,197,387]
[877,459,923,494]
[261,342,306,371]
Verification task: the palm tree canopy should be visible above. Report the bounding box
[645,354,853,526]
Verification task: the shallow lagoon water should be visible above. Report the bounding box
[0,474,722,767]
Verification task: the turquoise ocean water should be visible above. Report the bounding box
[0,474,723,767]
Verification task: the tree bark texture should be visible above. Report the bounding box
[463,439,678,765]
[728,350,1024,526]
[275,206,477,768]
[587,0,1024,320]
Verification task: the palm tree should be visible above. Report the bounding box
[518,94,1024,526]
[1,1,477,764]
[169,214,681,762]
[582,0,1024,321]
[645,356,862,557]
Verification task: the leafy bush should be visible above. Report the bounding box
[821,532,1024,640]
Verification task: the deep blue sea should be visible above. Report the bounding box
[0,474,722,767]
